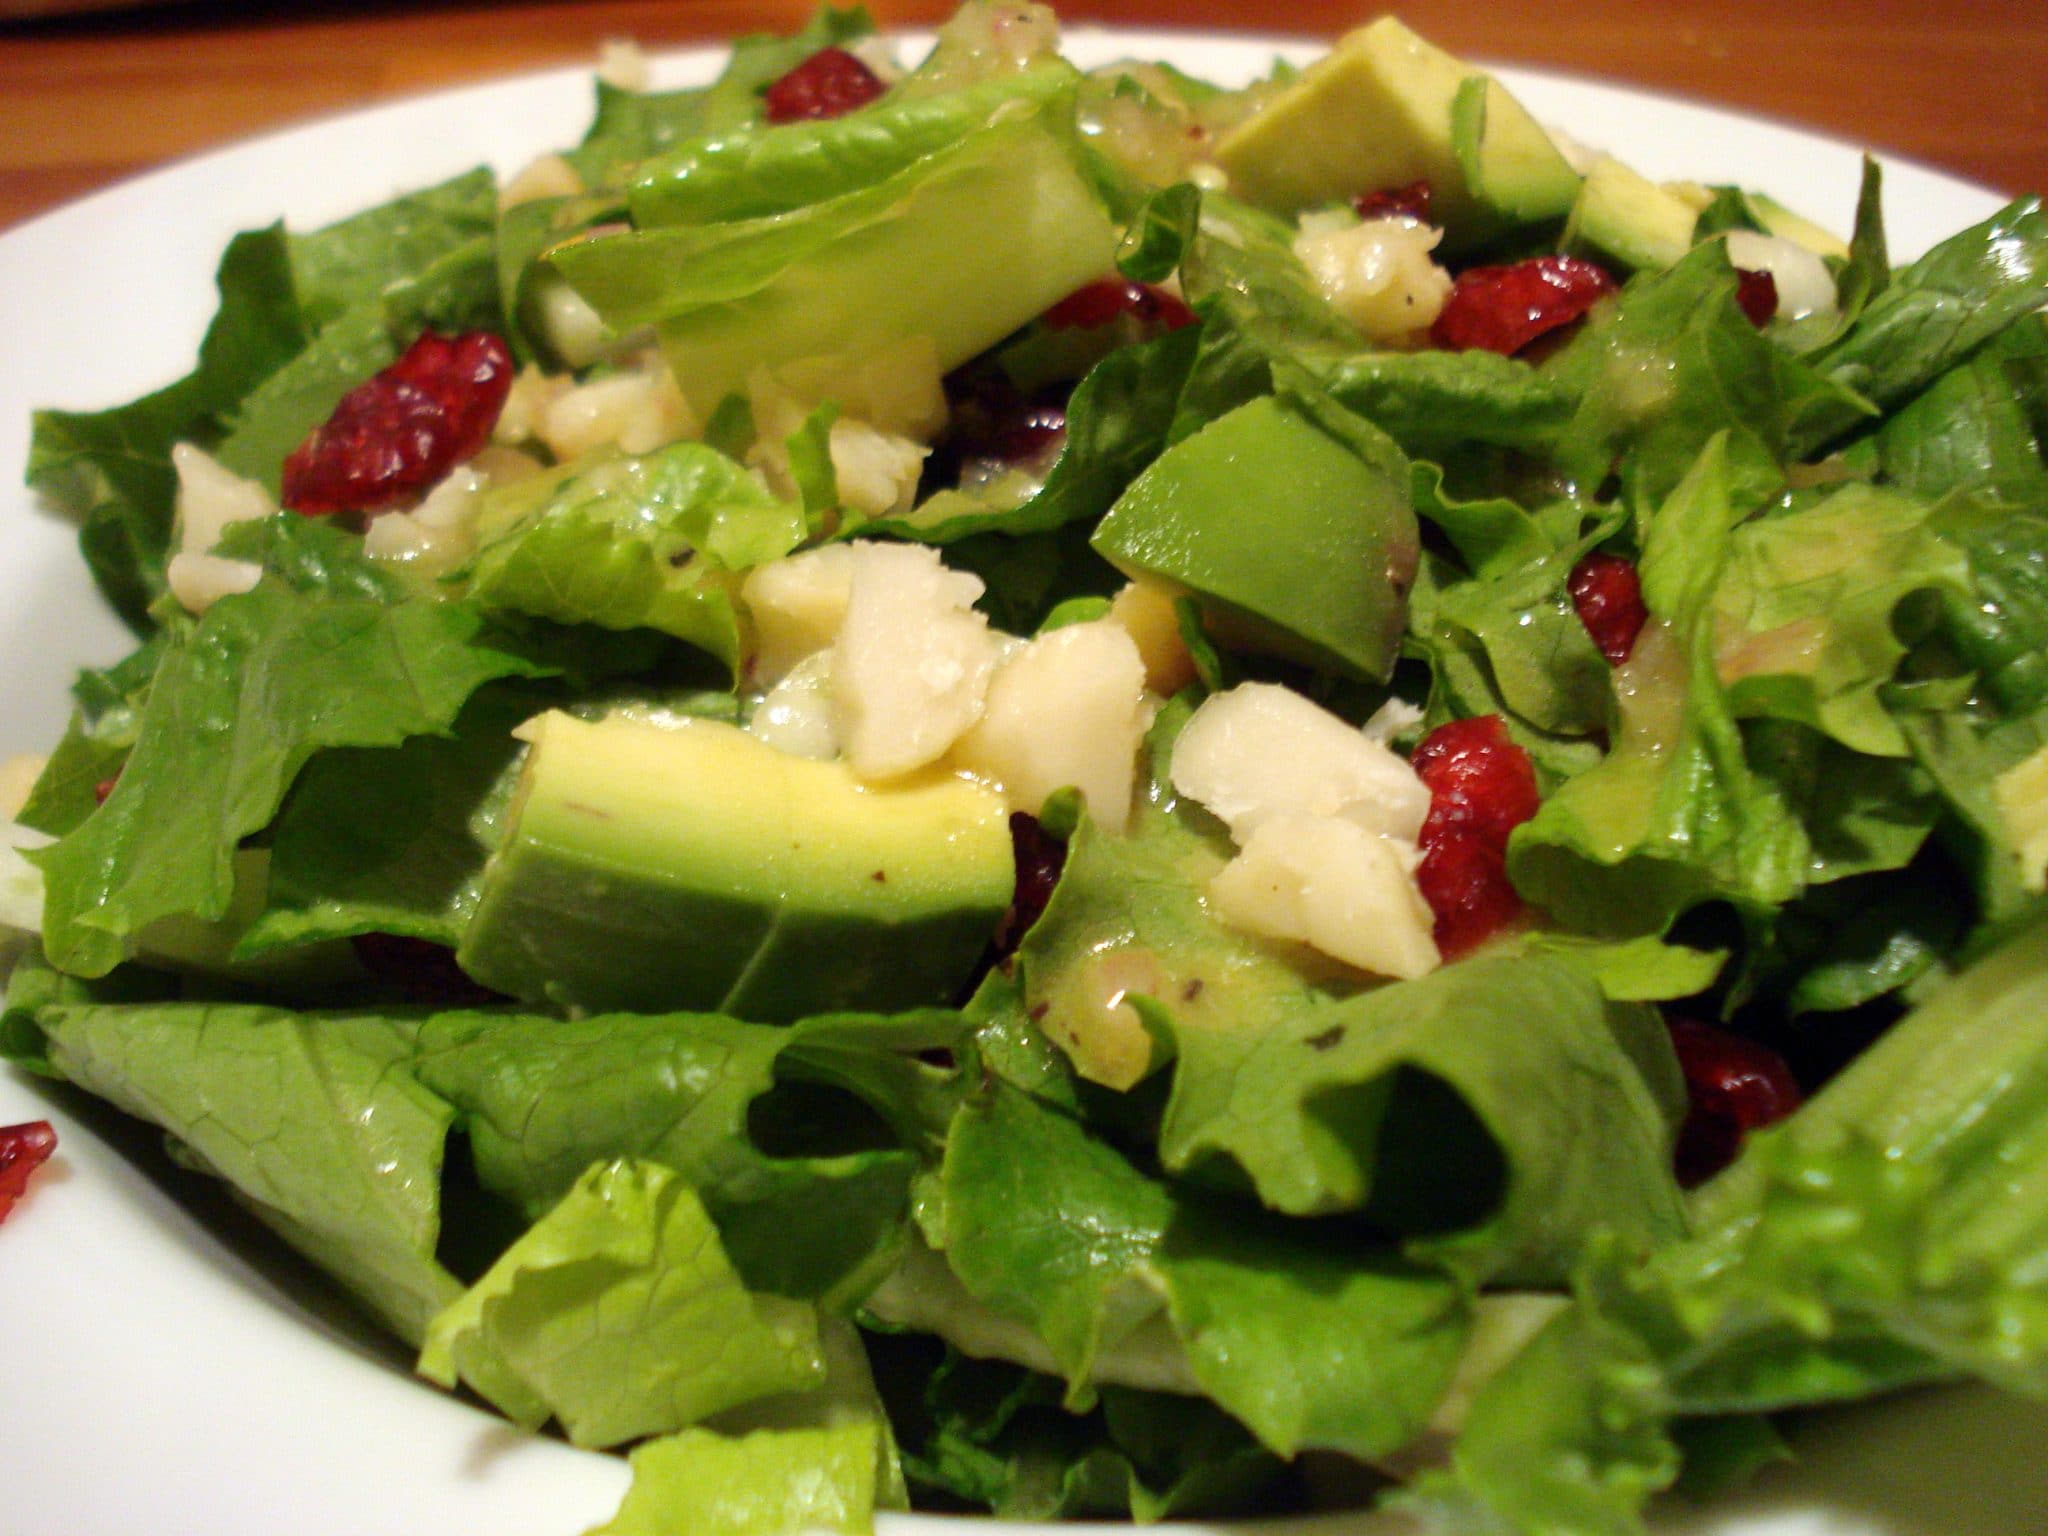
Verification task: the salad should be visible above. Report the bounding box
[3,5,2047,1534]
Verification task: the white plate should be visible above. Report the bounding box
[2,29,2044,1536]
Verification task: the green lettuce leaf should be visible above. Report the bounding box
[886,1346,1281,1522]
[1510,437,1812,936]
[210,309,408,495]
[419,1157,824,1447]
[1170,192,1361,436]
[553,104,1118,415]
[27,227,307,627]
[937,1081,1471,1460]
[1405,908,2048,1536]
[33,530,540,977]
[286,167,498,330]
[413,1007,961,1306]
[592,1314,905,1535]
[460,442,804,667]
[1928,497,2048,716]
[1809,196,2048,431]
[18,631,167,837]
[31,999,458,1341]
[236,685,531,955]
[1013,697,1342,1095]
[591,1419,881,1536]
[1405,551,1606,789]
[1711,481,1971,756]
[1155,948,1687,1286]
[629,62,1077,227]
[1873,315,2048,504]
[1429,527,1613,737]
[1543,241,1871,507]
[1316,346,1571,460]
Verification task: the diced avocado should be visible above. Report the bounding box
[1090,393,1418,682]
[1748,194,1852,261]
[551,110,1119,416]
[458,711,1014,1020]
[1565,155,1700,273]
[1213,18,1581,251]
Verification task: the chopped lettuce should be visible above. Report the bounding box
[460,442,805,667]
[1405,909,2048,1536]
[552,103,1118,414]
[25,997,460,1342]
[31,523,540,977]
[413,1006,959,1306]
[419,1157,825,1447]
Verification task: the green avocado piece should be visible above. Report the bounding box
[1748,193,1852,260]
[1565,156,1701,273]
[1213,18,1581,252]
[1090,392,1418,682]
[457,711,1014,1020]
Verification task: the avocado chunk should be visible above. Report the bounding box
[1090,393,1418,682]
[1748,193,1852,261]
[1213,18,1581,252]
[458,711,1014,1020]
[1565,156,1701,273]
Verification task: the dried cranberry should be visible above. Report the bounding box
[1416,830,1524,960]
[351,933,501,1007]
[1352,180,1434,224]
[1568,551,1649,665]
[762,47,887,124]
[991,402,1068,467]
[1734,267,1779,328]
[1410,715,1540,957]
[1041,279,1197,334]
[282,330,513,516]
[1431,255,1619,356]
[1412,715,1541,850]
[0,1120,57,1224]
[1666,1018,1803,1186]
[938,380,1070,489]
[92,776,118,806]
[990,813,1067,960]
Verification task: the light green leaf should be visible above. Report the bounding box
[32,557,538,977]
[419,1157,824,1447]
[35,1000,458,1342]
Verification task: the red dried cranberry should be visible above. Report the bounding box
[1431,255,1619,356]
[991,402,1068,467]
[0,1120,57,1224]
[1041,279,1197,334]
[1666,1018,1803,1186]
[1410,715,1540,958]
[1352,180,1434,224]
[1412,715,1541,849]
[991,813,1067,960]
[282,330,513,516]
[1734,267,1779,328]
[350,933,502,1007]
[1568,551,1649,665]
[92,776,118,806]
[762,47,887,124]
[1416,830,1524,959]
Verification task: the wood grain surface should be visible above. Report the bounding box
[2,0,2044,234]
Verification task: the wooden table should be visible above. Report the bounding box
[2,0,2044,234]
